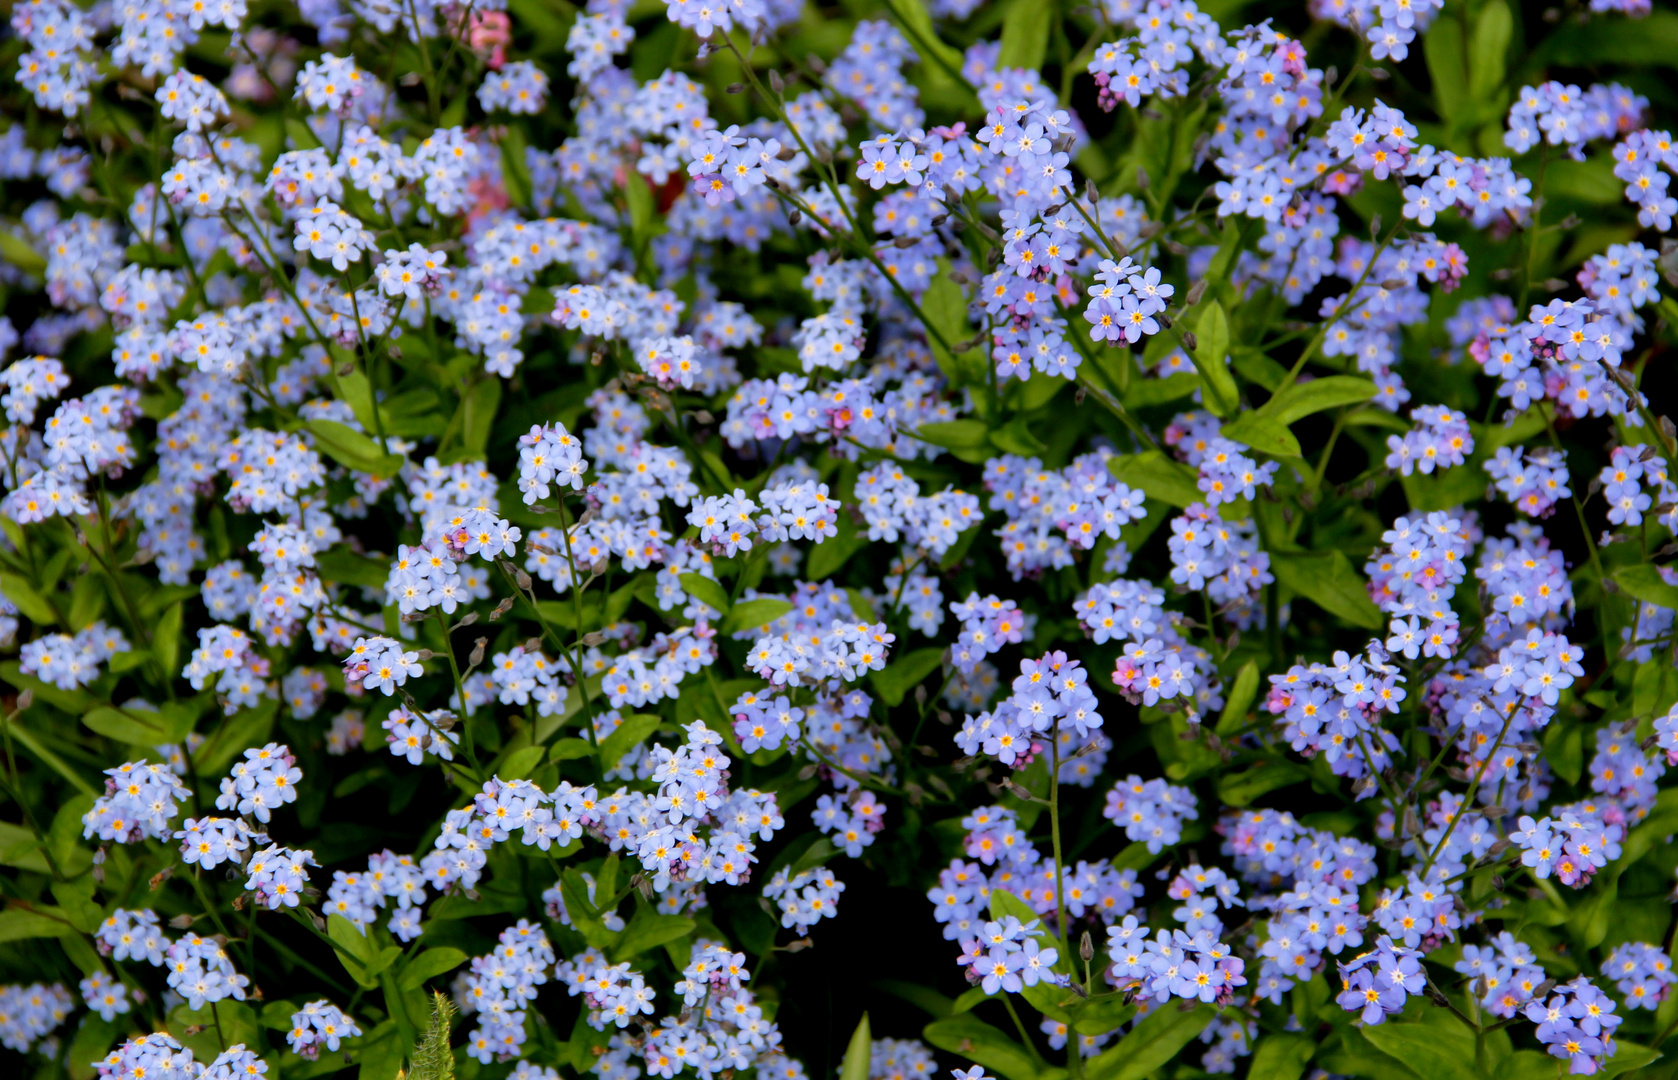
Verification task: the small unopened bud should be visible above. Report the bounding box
[15,690,32,710]
[787,209,802,225]
[1079,931,1094,963]
[489,596,516,621]
[1136,166,1150,190]
[1085,178,1099,202]
[411,649,435,662]
[149,866,175,890]
[783,938,814,953]
[338,362,356,377]
[894,235,919,248]
[914,684,928,706]
[768,70,784,94]
[469,637,488,666]
[726,82,745,94]
[1182,330,1198,352]
[455,612,479,628]
[1186,279,1208,306]
[582,631,607,647]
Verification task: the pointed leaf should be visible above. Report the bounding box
[924,1013,1041,1080]
[1269,550,1383,630]
[841,1013,873,1080]
[678,574,730,616]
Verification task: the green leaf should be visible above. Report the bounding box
[599,714,659,769]
[0,232,47,277]
[1401,464,1487,513]
[1217,760,1308,806]
[192,697,279,776]
[722,598,795,635]
[1424,16,1468,126]
[915,420,991,456]
[1125,371,1200,409]
[68,575,106,630]
[306,419,404,477]
[1543,719,1585,785]
[924,1013,1041,1080]
[66,1013,120,1080]
[499,127,532,209]
[1270,550,1384,630]
[921,271,982,388]
[1528,8,1678,70]
[613,910,696,962]
[0,574,58,625]
[1215,661,1258,733]
[1071,996,1136,1036]
[153,602,183,677]
[808,514,868,581]
[332,362,381,435]
[1361,1023,1478,1080]
[997,0,1050,71]
[462,379,503,459]
[170,1001,260,1068]
[678,573,730,616]
[1491,1050,1556,1080]
[841,1014,873,1080]
[550,738,595,762]
[0,907,73,942]
[1468,0,1512,101]
[1188,302,1237,417]
[1220,412,1301,458]
[1262,376,1377,424]
[108,650,150,674]
[1601,1040,1661,1078]
[398,948,468,991]
[879,0,970,84]
[1108,450,1199,507]
[560,870,612,948]
[1085,1002,1214,1080]
[499,745,546,780]
[990,416,1047,457]
[1614,565,1678,610]
[875,980,954,1018]
[625,171,655,242]
[317,548,391,589]
[0,661,90,714]
[82,704,193,746]
[1247,1032,1314,1080]
[870,646,945,707]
